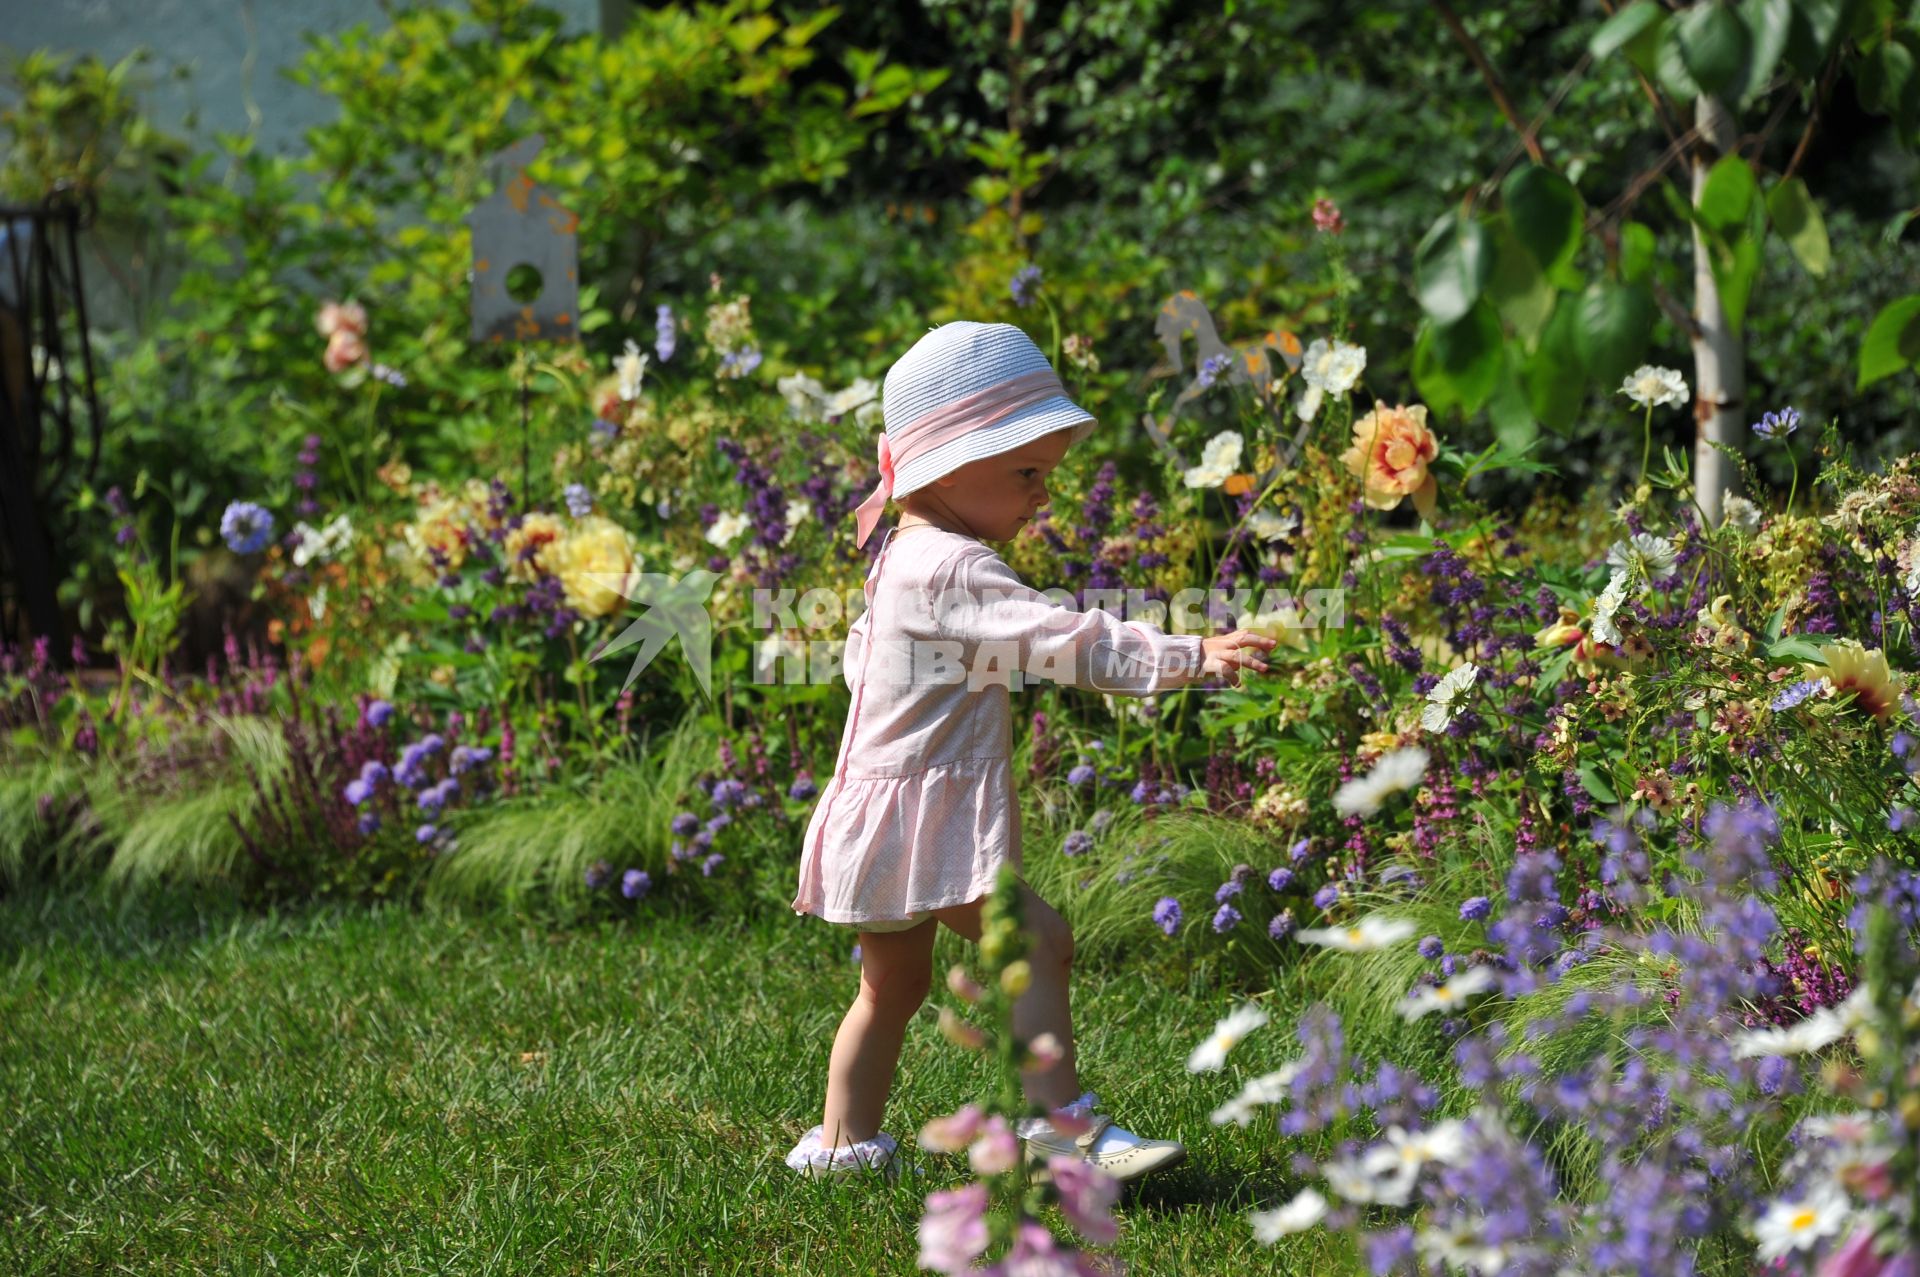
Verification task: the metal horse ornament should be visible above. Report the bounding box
[1143,290,1306,489]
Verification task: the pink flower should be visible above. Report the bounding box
[1048,1156,1121,1245]
[983,1221,1118,1277]
[1340,402,1439,519]
[315,299,368,339]
[968,1115,1019,1175]
[1312,198,1345,234]
[324,328,369,373]
[946,964,986,1004]
[918,1104,985,1154]
[1820,1229,1916,1277]
[916,1181,990,1275]
[1026,1032,1065,1070]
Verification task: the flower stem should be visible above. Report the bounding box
[1638,405,1652,492]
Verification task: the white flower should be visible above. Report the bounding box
[1722,495,1762,535]
[777,371,829,419]
[1731,986,1875,1059]
[1246,507,1301,542]
[1590,568,1632,647]
[1296,915,1419,953]
[1301,338,1367,394]
[1752,1185,1851,1263]
[307,582,328,623]
[1322,1153,1405,1205]
[1396,966,1497,1021]
[1416,1220,1512,1274]
[855,399,884,429]
[290,513,354,567]
[1607,532,1678,580]
[1186,1002,1270,1073]
[1209,1062,1301,1127]
[1360,1120,1472,1202]
[1295,383,1324,423]
[780,500,812,547]
[825,377,880,419]
[1249,1188,1327,1243]
[1420,662,1479,734]
[615,339,650,401]
[1183,430,1244,488]
[1332,747,1429,817]
[705,511,751,548]
[1619,364,1687,409]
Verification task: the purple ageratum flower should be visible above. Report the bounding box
[621,868,652,899]
[1460,895,1492,922]
[1268,909,1296,940]
[1062,830,1094,857]
[1419,935,1444,960]
[705,812,733,834]
[670,812,700,837]
[563,483,593,518]
[416,824,438,844]
[1009,264,1043,307]
[719,347,763,377]
[655,303,676,362]
[1268,867,1295,892]
[1195,351,1234,390]
[1213,901,1243,932]
[1215,879,1243,903]
[357,812,380,835]
[787,774,818,802]
[711,778,748,810]
[1066,764,1097,787]
[700,852,726,877]
[1751,406,1801,439]
[1129,780,1153,804]
[1152,896,1183,936]
[1313,883,1340,910]
[585,859,613,889]
[343,778,375,807]
[417,733,445,756]
[1290,838,1312,863]
[219,500,275,554]
[449,745,493,774]
[1770,677,1825,711]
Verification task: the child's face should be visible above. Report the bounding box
[925,426,1076,541]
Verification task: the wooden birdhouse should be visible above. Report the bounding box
[465,134,580,345]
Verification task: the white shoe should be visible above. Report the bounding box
[1018,1093,1186,1185]
[785,1124,907,1182]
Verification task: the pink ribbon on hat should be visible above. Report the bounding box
[851,367,1071,548]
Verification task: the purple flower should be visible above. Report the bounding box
[1152,896,1183,936]
[1196,351,1234,390]
[1770,677,1825,711]
[1751,406,1801,439]
[343,778,375,807]
[585,859,613,889]
[720,347,762,376]
[917,1181,990,1273]
[655,303,677,362]
[671,811,700,837]
[1062,830,1094,857]
[787,774,818,802]
[1460,895,1492,922]
[1313,883,1339,910]
[1268,909,1296,940]
[563,483,593,518]
[1215,879,1243,903]
[372,363,407,388]
[621,868,652,899]
[1290,838,1312,863]
[1268,867,1295,892]
[1067,764,1097,787]
[1419,935,1444,960]
[357,812,381,835]
[219,500,275,554]
[415,823,438,844]
[1009,264,1043,307]
[700,852,726,877]
[1212,902,1242,932]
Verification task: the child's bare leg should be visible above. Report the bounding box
[819,921,937,1150]
[934,880,1081,1111]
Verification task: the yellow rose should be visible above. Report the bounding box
[547,515,641,620]
[1340,403,1439,519]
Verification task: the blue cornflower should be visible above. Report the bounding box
[1195,351,1234,390]
[1771,677,1826,711]
[1268,867,1294,892]
[1009,264,1043,307]
[1751,407,1801,439]
[1152,896,1183,936]
[1460,895,1492,922]
[1215,879,1244,903]
[1418,935,1444,960]
[1067,764,1097,787]
[621,868,652,899]
[563,483,593,518]
[1212,901,1242,933]
[1062,830,1094,857]
[220,500,275,554]
[655,303,676,362]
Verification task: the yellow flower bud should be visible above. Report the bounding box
[1000,960,1032,998]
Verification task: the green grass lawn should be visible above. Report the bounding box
[0,886,1352,1275]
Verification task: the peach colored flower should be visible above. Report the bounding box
[315,300,368,339]
[1341,403,1439,519]
[324,328,368,373]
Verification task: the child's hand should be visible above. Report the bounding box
[1200,629,1279,687]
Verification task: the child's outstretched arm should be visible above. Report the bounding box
[947,548,1276,696]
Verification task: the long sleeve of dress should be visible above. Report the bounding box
[948,545,1207,696]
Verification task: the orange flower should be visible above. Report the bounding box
[1341,403,1439,519]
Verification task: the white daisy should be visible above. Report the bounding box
[1619,364,1688,409]
[1731,986,1875,1059]
[615,339,651,401]
[1396,966,1498,1021]
[1301,338,1367,395]
[825,376,880,419]
[1607,532,1678,580]
[1721,495,1762,535]
[1295,382,1325,423]
[1332,747,1430,817]
[1416,1220,1513,1274]
[1322,1153,1404,1205]
[1249,1188,1328,1243]
[1247,507,1302,542]
[1183,430,1245,488]
[1296,915,1419,953]
[1209,1063,1301,1127]
[704,510,751,548]
[1421,662,1479,734]
[779,500,812,548]
[1186,1002,1270,1073]
[1360,1120,1472,1202]
[776,371,829,419]
[1752,1185,1851,1263]
[1590,568,1632,647]
[291,513,354,567]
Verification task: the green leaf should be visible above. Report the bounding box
[1708,233,1762,336]
[1578,763,1619,804]
[1590,1,1666,59]
[1697,153,1756,235]
[1412,300,1503,418]
[1414,210,1493,325]
[1767,636,1827,663]
[1735,0,1792,102]
[1526,298,1588,433]
[1575,281,1655,387]
[1655,18,1706,98]
[1785,0,1846,76]
[1674,1,1753,97]
[1857,32,1918,122]
[1765,177,1830,277]
[1857,295,1920,389]
[1618,221,1657,283]
[1487,218,1556,351]
[1502,164,1585,273]
[1487,361,1541,454]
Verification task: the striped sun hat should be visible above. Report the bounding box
[850,321,1096,548]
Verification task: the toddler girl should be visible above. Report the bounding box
[784,321,1276,1182]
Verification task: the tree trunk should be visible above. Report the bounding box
[1690,95,1743,528]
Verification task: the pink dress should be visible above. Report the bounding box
[791,523,1210,927]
